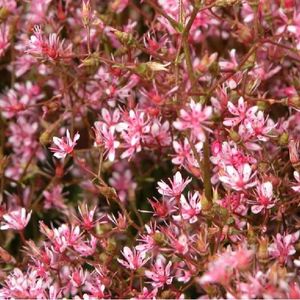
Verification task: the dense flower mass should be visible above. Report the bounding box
[1,0,300,299]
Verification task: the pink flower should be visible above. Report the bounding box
[0,268,47,299]
[268,232,299,265]
[292,171,300,192]
[50,130,80,159]
[0,207,32,231]
[26,25,72,60]
[52,224,81,253]
[0,24,10,58]
[173,192,202,224]
[73,236,97,257]
[43,185,67,210]
[109,168,137,202]
[117,246,149,270]
[93,122,120,161]
[77,204,100,231]
[173,100,212,142]
[223,97,255,127]
[145,255,173,288]
[69,267,88,288]
[172,138,202,170]
[157,171,191,199]
[199,246,253,286]
[251,182,275,214]
[219,163,256,191]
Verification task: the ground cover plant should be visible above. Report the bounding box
[1,0,300,298]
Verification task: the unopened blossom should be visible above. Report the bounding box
[268,232,300,265]
[251,181,276,214]
[0,207,32,231]
[50,130,80,159]
[173,100,212,142]
[117,246,149,270]
[157,171,192,199]
[173,191,201,224]
[145,255,173,288]
[0,24,10,58]
[219,163,256,191]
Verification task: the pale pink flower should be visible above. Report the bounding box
[173,192,201,224]
[243,110,276,142]
[223,97,256,127]
[168,233,189,255]
[120,109,150,159]
[109,169,137,202]
[173,100,212,142]
[269,232,300,265]
[157,171,191,199]
[52,224,81,253]
[26,25,72,60]
[69,267,88,288]
[136,223,159,252]
[94,122,120,161]
[251,181,276,214]
[43,185,67,210]
[146,119,171,147]
[219,163,256,191]
[219,49,238,71]
[145,255,173,288]
[73,236,97,257]
[108,212,127,230]
[50,130,80,159]
[292,171,300,192]
[0,24,10,57]
[0,268,47,299]
[111,0,129,13]
[0,207,32,231]
[172,138,203,170]
[117,246,149,270]
[77,204,101,231]
[199,246,253,286]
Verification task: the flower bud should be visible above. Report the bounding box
[0,153,8,176]
[82,0,91,27]
[0,7,9,23]
[257,237,269,266]
[106,238,117,255]
[256,101,268,111]
[288,95,300,109]
[289,139,300,168]
[80,52,100,68]
[114,30,136,46]
[153,232,166,246]
[278,132,289,146]
[200,193,212,213]
[229,129,241,143]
